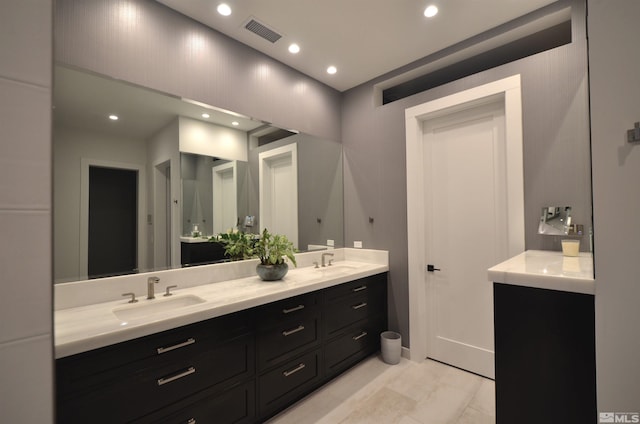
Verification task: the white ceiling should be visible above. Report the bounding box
[156,0,559,92]
[54,66,268,140]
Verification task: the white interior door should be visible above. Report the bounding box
[423,100,508,379]
[259,144,298,247]
[212,161,237,234]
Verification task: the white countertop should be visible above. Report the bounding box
[179,236,212,243]
[488,250,594,295]
[55,259,388,358]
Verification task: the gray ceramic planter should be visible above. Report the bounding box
[256,263,288,281]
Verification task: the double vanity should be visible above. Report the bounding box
[55,248,389,423]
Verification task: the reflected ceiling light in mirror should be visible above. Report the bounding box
[108,114,119,121]
[217,3,231,16]
[118,2,139,24]
[288,43,300,54]
[327,66,337,75]
[424,5,439,18]
[187,33,206,52]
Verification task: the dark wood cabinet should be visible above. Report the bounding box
[56,311,255,424]
[56,272,387,424]
[493,283,597,424]
[180,240,227,266]
[322,273,387,379]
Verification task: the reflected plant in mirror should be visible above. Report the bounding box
[212,229,256,261]
[53,65,343,283]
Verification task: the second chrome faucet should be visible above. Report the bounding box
[321,252,334,267]
[147,276,160,299]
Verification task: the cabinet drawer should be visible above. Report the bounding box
[57,310,252,393]
[136,381,255,424]
[258,313,320,370]
[323,273,386,303]
[57,332,255,424]
[258,349,322,417]
[324,284,385,338]
[257,292,319,329]
[324,318,383,378]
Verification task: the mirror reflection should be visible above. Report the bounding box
[53,65,343,283]
[538,206,572,235]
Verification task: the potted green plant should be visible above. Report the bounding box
[255,228,297,281]
[211,229,256,261]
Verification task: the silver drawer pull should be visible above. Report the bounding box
[157,337,196,354]
[352,285,367,292]
[186,419,196,424]
[352,302,368,310]
[283,363,306,377]
[282,325,305,337]
[353,331,368,341]
[157,366,196,386]
[282,304,305,314]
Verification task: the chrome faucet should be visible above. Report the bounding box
[147,276,160,299]
[321,252,334,267]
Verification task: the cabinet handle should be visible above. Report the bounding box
[352,285,367,292]
[282,325,305,337]
[282,304,305,314]
[353,331,368,341]
[351,302,368,310]
[156,337,196,354]
[282,363,306,377]
[186,419,196,424]
[157,366,196,386]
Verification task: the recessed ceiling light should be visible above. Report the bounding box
[217,3,231,16]
[424,5,438,18]
[202,113,210,118]
[109,114,119,121]
[288,43,300,54]
[327,66,337,75]
[232,121,239,126]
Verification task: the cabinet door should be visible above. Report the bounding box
[136,381,255,424]
[258,349,322,418]
[494,283,596,424]
[324,276,386,339]
[258,313,320,370]
[324,317,384,378]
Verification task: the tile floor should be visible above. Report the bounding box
[267,355,495,424]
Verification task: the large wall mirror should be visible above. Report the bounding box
[53,65,344,283]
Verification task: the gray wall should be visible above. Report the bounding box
[54,0,342,142]
[341,0,591,345]
[589,0,640,411]
[0,1,54,422]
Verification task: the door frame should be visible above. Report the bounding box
[80,158,146,280]
[405,75,525,362]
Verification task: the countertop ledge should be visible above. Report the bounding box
[55,260,388,358]
[488,250,594,295]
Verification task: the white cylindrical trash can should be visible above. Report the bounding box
[380,331,402,365]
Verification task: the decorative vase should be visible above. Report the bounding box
[256,262,288,281]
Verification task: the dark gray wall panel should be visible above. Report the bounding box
[54,0,341,142]
[342,0,591,346]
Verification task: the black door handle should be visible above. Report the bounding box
[427,264,441,272]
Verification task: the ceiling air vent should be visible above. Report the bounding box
[244,18,282,43]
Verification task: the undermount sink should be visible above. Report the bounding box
[113,294,206,321]
[317,264,360,273]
